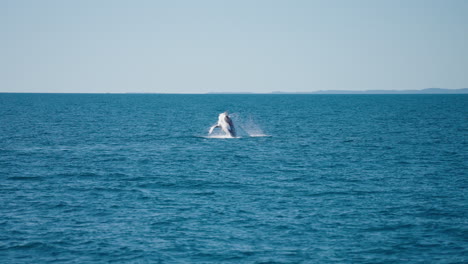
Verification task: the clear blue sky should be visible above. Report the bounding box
[1,0,467,93]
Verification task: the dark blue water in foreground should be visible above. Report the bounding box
[1,94,467,263]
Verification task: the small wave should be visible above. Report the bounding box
[6,242,53,250]
[7,176,42,181]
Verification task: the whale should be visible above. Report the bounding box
[209,111,236,137]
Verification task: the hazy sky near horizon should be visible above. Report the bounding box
[1,0,467,93]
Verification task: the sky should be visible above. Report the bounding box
[1,0,467,93]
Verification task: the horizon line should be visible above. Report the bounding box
[1,88,467,95]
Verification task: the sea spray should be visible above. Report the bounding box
[236,114,268,137]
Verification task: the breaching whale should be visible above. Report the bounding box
[209,111,236,137]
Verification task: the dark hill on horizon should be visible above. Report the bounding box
[271,88,468,94]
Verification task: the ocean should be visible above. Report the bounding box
[0,94,467,263]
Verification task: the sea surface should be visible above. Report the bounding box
[0,94,467,263]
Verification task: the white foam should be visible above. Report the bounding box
[248,134,270,137]
[202,134,239,139]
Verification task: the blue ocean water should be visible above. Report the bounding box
[0,94,467,263]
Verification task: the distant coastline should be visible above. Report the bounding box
[211,88,468,94]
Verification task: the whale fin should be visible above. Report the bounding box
[209,125,219,134]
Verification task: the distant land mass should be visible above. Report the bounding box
[270,88,468,94]
[206,88,468,94]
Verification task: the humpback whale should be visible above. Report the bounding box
[209,111,236,137]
